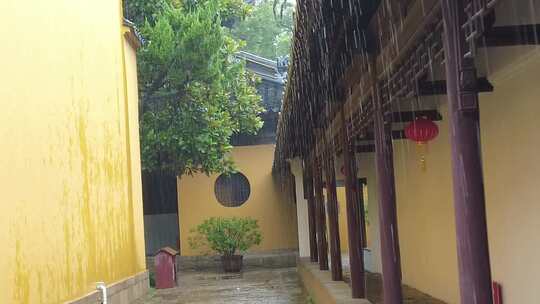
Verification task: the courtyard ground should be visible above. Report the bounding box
[135,259,446,304]
[133,267,308,304]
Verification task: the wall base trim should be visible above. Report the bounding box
[297,257,371,304]
[171,249,298,271]
[66,271,149,304]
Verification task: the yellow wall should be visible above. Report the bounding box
[357,154,381,273]
[179,144,299,256]
[392,102,460,303]
[481,48,540,304]
[124,34,147,278]
[334,184,370,254]
[0,1,146,303]
[336,188,349,253]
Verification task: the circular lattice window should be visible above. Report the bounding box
[214,172,251,207]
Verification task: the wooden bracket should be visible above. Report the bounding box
[418,77,493,96]
[483,24,540,47]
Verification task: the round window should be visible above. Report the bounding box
[214,172,251,207]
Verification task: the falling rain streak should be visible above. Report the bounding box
[274,0,540,303]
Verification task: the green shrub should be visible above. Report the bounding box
[189,217,262,256]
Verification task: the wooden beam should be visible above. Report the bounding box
[360,130,407,141]
[483,24,540,47]
[355,130,410,152]
[418,78,493,96]
[389,110,443,122]
[355,145,375,153]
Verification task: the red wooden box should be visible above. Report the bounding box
[154,247,178,289]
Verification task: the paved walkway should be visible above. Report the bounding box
[135,260,445,304]
[133,268,307,304]
[341,255,446,304]
[351,272,446,304]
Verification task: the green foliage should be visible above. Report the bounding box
[125,0,170,25]
[128,0,264,175]
[183,0,252,23]
[231,0,294,59]
[125,0,249,25]
[189,217,263,256]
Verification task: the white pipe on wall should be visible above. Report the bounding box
[96,282,107,304]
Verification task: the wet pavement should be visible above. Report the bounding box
[135,260,445,304]
[133,267,308,304]
[341,256,446,304]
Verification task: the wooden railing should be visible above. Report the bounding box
[462,0,500,57]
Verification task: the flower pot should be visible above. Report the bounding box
[221,255,243,273]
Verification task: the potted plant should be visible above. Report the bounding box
[189,217,263,272]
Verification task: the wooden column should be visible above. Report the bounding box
[322,136,343,281]
[303,160,319,262]
[441,1,493,303]
[313,155,329,270]
[372,60,403,304]
[340,110,366,298]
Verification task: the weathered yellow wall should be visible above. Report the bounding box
[481,47,540,304]
[336,187,349,253]
[0,0,146,303]
[179,145,299,256]
[123,36,147,278]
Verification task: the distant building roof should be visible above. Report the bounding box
[236,51,285,84]
[230,51,288,146]
[123,18,145,49]
[245,0,262,4]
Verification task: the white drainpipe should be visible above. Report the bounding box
[96,282,107,304]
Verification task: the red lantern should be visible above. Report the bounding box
[404,117,439,171]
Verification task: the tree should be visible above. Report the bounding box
[124,0,170,25]
[127,0,264,176]
[231,0,294,59]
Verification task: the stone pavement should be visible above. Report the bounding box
[135,260,445,304]
[133,267,308,304]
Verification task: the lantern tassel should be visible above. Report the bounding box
[416,142,428,171]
